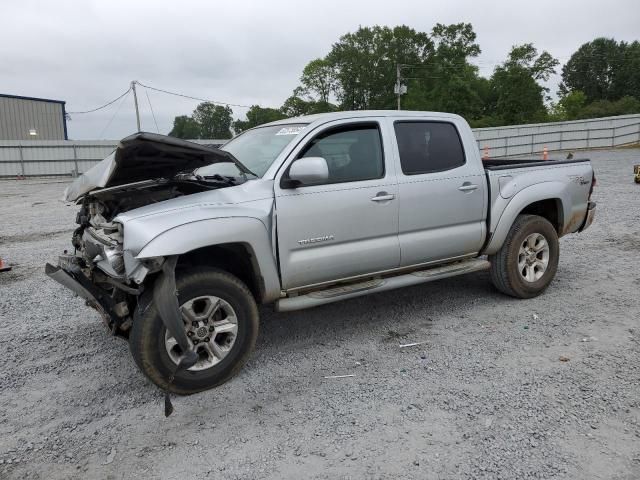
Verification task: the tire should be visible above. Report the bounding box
[130,268,259,394]
[489,214,559,299]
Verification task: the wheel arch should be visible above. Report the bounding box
[136,217,281,303]
[176,243,265,303]
[485,182,569,255]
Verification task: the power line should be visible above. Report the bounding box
[136,81,253,108]
[144,87,160,133]
[67,87,132,114]
[98,89,131,139]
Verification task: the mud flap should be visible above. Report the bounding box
[152,256,198,416]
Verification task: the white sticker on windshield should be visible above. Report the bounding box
[275,126,305,136]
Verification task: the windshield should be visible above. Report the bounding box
[197,123,308,178]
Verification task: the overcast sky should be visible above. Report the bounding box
[2,0,639,139]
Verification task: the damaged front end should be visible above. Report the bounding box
[46,132,245,339]
[45,185,172,336]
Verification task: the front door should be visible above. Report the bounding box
[275,120,400,290]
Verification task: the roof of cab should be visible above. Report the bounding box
[261,110,464,128]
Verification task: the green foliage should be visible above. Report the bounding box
[168,104,233,139]
[169,115,201,139]
[407,23,485,119]
[561,38,640,102]
[300,59,337,103]
[577,96,640,119]
[502,43,559,81]
[280,95,337,117]
[325,25,433,110]
[549,90,588,121]
[193,103,233,139]
[484,44,558,125]
[549,91,640,121]
[233,105,286,133]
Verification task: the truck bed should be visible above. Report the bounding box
[482,158,591,171]
[481,156,594,251]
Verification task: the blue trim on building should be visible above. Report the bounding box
[62,104,69,140]
[0,93,66,105]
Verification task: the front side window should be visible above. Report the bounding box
[298,123,384,184]
[394,121,465,175]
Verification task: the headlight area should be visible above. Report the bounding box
[82,222,125,279]
[123,253,164,285]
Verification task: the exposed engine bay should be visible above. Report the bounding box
[71,175,228,279]
[54,131,250,337]
[72,177,225,277]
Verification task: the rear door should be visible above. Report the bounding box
[391,120,486,266]
[274,119,400,290]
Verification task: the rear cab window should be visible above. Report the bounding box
[394,121,465,175]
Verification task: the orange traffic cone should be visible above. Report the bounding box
[0,257,12,272]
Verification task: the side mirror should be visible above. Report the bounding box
[283,157,329,188]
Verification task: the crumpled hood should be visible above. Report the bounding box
[113,179,276,256]
[115,179,274,222]
[63,132,248,202]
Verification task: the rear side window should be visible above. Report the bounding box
[394,122,465,175]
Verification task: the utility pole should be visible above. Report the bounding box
[396,64,401,110]
[131,80,141,132]
[394,64,407,110]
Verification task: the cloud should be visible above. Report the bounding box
[2,0,638,139]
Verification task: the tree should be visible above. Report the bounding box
[280,95,311,117]
[560,38,638,102]
[552,90,587,121]
[503,44,558,81]
[577,96,640,119]
[192,103,233,139]
[406,23,485,118]
[300,59,337,102]
[280,89,338,117]
[325,25,434,110]
[233,105,286,133]
[168,115,201,139]
[487,44,558,125]
[617,41,640,101]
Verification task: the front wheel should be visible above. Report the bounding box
[489,214,559,299]
[130,268,259,394]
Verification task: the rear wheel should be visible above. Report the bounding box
[130,268,259,394]
[489,214,559,299]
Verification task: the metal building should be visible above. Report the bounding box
[0,94,68,140]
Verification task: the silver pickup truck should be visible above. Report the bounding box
[46,111,596,395]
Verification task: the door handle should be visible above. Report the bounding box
[371,193,395,202]
[458,183,478,192]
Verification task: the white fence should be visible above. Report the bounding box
[474,114,640,158]
[0,139,225,177]
[1,114,640,177]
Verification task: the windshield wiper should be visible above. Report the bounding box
[218,150,259,178]
[200,174,238,185]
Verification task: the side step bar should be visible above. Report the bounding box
[275,258,490,312]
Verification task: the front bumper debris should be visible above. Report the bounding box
[45,257,118,329]
[578,201,596,232]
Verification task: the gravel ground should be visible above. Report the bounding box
[1,149,639,480]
